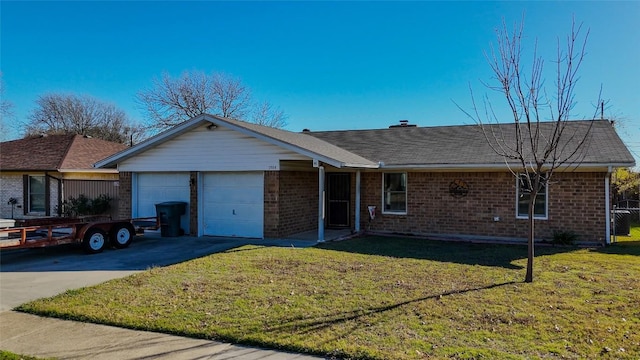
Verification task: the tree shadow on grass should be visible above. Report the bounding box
[317,236,579,269]
[265,280,519,347]
[589,240,640,256]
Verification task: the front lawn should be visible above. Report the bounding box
[17,237,639,359]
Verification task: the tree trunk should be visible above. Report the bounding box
[525,192,536,283]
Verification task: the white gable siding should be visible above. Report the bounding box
[119,125,309,172]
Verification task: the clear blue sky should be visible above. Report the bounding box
[2,1,639,164]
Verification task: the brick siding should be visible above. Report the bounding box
[263,171,280,238]
[189,172,198,236]
[264,171,318,238]
[279,171,318,237]
[115,169,607,242]
[118,172,132,219]
[0,174,23,218]
[358,171,608,243]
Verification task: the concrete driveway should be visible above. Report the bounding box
[0,233,324,360]
[0,233,316,310]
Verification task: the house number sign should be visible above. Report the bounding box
[449,179,469,198]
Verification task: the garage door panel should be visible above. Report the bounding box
[137,173,190,233]
[203,203,263,220]
[204,189,263,204]
[204,173,260,187]
[204,221,261,239]
[202,172,263,238]
[139,173,187,187]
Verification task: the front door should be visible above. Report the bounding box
[327,173,350,228]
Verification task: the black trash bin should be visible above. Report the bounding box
[613,209,631,236]
[155,201,187,237]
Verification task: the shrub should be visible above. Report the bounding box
[61,194,112,217]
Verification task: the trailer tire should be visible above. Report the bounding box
[83,228,107,254]
[111,224,135,249]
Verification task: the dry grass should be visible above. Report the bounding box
[18,235,640,359]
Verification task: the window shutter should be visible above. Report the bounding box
[22,175,28,215]
[45,175,51,216]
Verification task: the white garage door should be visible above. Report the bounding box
[202,172,263,238]
[136,173,190,233]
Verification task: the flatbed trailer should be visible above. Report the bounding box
[0,217,159,254]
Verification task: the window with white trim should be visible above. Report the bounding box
[29,175,46,213]
[516,173,548,219]
[383,173,407,214]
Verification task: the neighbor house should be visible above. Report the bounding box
[96,114,635,244]
[0,134,128,219]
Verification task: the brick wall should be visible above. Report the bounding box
[118,172,132,219]
[359,171,607,243]
[263,171,280,238]
[276,171,318,237]
[0,174,22,218]
[189,172,198,236]
[49,176,59,216]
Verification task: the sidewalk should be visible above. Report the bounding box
[0,311,324,360]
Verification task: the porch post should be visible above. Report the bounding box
[318,165,325,242]
[355,170,361,232]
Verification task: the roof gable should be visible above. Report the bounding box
[59,136,129,170]
[96,114,378,169]
[0,134,128,172]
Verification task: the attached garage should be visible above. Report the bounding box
[135,172,190,233]
[97,114,378,241]
[201,172,264,238]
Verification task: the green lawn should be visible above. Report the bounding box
[17,236,639,360]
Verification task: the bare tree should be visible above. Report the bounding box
[251,101,288,128]
[25,93,144,144]
[460,18,596,282]
[0,73,15,141]
[137,70,286,131]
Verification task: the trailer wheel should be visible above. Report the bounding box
[83,228,107,254]
[111,224,135,249]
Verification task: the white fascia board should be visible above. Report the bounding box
[58,169,119,174]
[379,162,631,171]
[343,163,379,169]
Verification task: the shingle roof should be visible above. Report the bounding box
[307,120,635,168]
[0,134,128,171]
[95,116,635,170]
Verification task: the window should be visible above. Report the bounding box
[383,173,407,214]
[516,174,547,219]
[29,175,46,213]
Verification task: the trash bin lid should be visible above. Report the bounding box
[156,201,187,206]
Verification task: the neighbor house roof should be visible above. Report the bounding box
[0,134,128,172]
[308,120,636,169]
[96,114,378,169]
